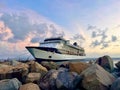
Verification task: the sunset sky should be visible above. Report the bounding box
[0,0,120,59]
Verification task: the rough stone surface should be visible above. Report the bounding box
[0,78,21,90]
[69,62,90,74]
[110,77,120,90]
[39,69,58,90]
[56,70,81,90]
[115,61,120,70]
[27,61,48,76]
[25,72,41,83]
[0,62,29,82]
[80,64,116,90]
[0,64,14,80]
[39,68,81,90]
[19,83,40,90]
[95,55,114,72]
[41,61,58,70]
[59,62,69,69]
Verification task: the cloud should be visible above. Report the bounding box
[89,25,119,49]
[70,33,86,46]
[0,8,66,59]
[111,35,117,42]
[72,33,85,40]
[0,9,65,42]
[87,25,97,30]
[89,26,116,49]
[0,21,13,41]
[90,40,101,47]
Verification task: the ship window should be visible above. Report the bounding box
[49,56,52,58]
[40,43,58,48]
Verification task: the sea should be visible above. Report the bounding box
[56,57,120,67]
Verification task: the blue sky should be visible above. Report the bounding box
[0,0,120,58]
[1,0,115,27]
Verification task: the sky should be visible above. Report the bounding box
[0,0,120,59]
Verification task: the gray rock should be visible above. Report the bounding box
[39,68,81,90]
[56,71,81,90]
[10,60,21,66]
[80,64,116,90]
[59,62,69,69]
[115,61,120,70]
[39,69,58,90]
[95,55,114,72]
[0,78,21,90]
[110,77,120,90]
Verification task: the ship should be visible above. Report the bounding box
[26,37,85,62]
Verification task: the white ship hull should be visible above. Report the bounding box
[26,47,85,61]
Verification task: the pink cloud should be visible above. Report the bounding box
[0,21,13,41]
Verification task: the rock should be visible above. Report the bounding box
[0,78,21,90]
[10,60,21,66]
[56,69,82,90]
[110,77,120,90]
[19,83,40,90]
[80,64,116,90]
[39,69,58,90]
[58,67,69,72]
[39,68,81,90]
[12,62,29,83]
[0,64,14,80]
[41,61,58,70]
[0,64,13,73]
[69,62,90,74]
[0,61,29,83]
[27,61,48,76]
[59,62,69,69]
[8,60,29,78]
[25,72,41,83]
[115,61,120,69]
[95,55,114,72]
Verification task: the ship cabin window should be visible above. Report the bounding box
[40,42,63,48]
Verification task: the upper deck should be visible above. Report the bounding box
[40,37,84,50]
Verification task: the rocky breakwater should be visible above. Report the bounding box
[0,55,120,90]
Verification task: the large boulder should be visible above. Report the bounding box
[0,61,29,83]
[55,68,81,90]
[0,64,14,80]
[39,68,81,90]
[39,69,58,90]
[25,73,41,83]
[69,62,90,74]
[27,61,48,76]
[110,77,120,90]
[80,64,116,90]
[19,83,40,90]
[11,61,29,83]
[41,61,58,70]
[95,55,114,72]
[0,78,21,90]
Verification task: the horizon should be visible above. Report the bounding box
[0,0,120,59]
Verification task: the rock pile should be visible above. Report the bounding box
[0,55,120,90]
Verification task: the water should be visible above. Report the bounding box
[56,57,120,67]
